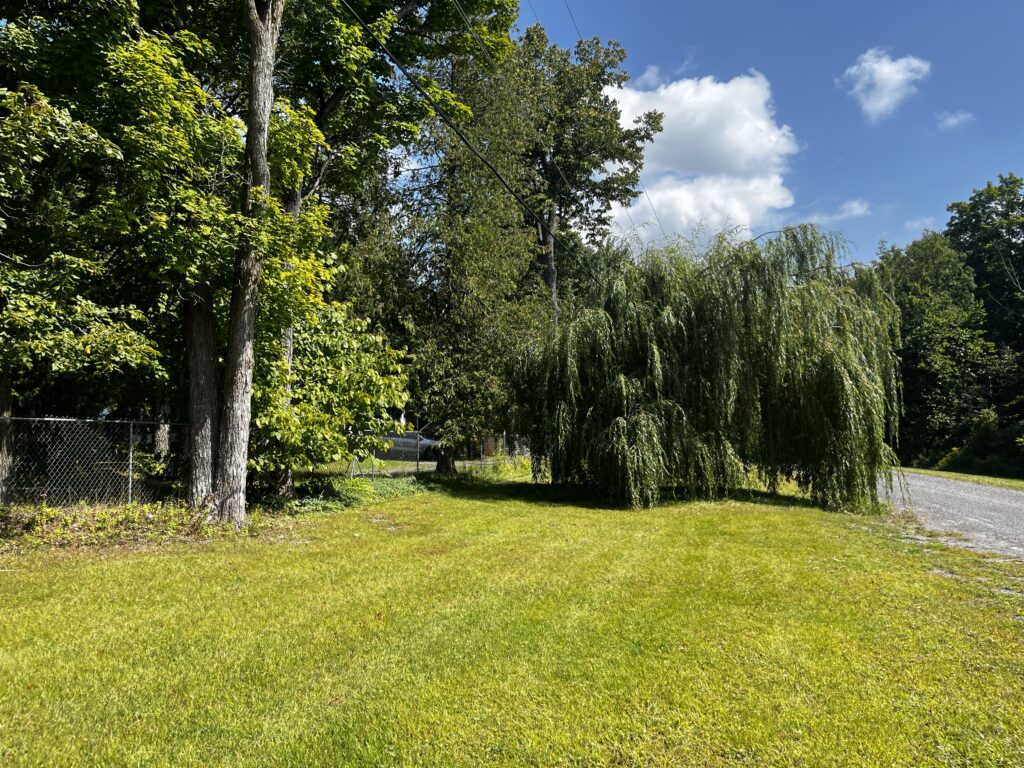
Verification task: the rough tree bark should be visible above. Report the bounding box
[213,0,286,525]
[435,448,458,477]
[185,282,219,509]
[540,205,560,325]
[276,187,301,497]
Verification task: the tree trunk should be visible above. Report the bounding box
[276,187,301,498]
[541,206,560,324]
[0,366,13,502]
[213,0,285,525]
[185,283,219,510]
[435,449,458,478]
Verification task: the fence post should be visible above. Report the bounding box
[416,431,421,473]
[127,420,134,505]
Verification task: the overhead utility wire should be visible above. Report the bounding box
[336,0,561,245]
[636,177,666,237]
[450,0,579,205]
[561,0,584,40]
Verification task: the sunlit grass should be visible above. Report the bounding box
[903,466,1024,493]
[1,480,1022,766]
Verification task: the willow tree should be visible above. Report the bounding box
[519,226,901,512]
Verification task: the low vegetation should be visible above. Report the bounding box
[0,501,213,551]
[1,479,1022,766]
[903,467,1024,493]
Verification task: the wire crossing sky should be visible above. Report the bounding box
[523,0,1024,260]
[336,0,561,245]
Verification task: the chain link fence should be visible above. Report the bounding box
[0,417,185,506]
[0,418,530,505]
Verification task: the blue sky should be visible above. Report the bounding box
[521,0,1024,261]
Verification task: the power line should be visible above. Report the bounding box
[562,0,584,40]
[450,0,578,204]
[622,204,638,233]
[336,0,561,245]
[637,177,666,238]
[451,0,498,71]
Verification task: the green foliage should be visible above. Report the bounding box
[268,100,325,195]
[0,501,201,549]
[253,303,408,473]
[516,25,662,237]
[932,407,1024,478]
[1,5,409,490]
[1,11,242,409]
[0,85,158,387]
[521,227,901,511]
[946,174,1024,351]
[877,233,1005,462]
[344,46,547,450]
[943,174,1024,474]
[101,31,245,285]
[291,474,425,511]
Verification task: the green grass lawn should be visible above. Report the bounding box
[2,482,1023,766]
[902,466,1024,493]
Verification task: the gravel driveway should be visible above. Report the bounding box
[885,471,1024,558]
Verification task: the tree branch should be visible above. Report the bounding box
[305,145,348,198]
[243,0,260,28]
[396,1,425,24]
[315,86,347,127]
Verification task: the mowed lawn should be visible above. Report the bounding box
[902,467,1024,493]
[2,483,1023,766]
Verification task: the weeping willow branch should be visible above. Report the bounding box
[517,225,901,512]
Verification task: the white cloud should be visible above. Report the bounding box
[611,70,799,238]
[808,199,872,225]
[633,65,665,90]
[843,48,930,122]
[936,110,973,130]
[637,174,794,236]
[905,216,937,231]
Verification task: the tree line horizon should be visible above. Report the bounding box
[1,1,1020,521]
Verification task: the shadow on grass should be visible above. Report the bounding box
[425,476,818,512]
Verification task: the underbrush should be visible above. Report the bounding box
[458,453,533,480]
[0,473,436,551]
[922,408,1024,480]
[288,473,429,514]
[0,501,230,551]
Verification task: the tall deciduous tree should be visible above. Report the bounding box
[516,25,662,322]
[877,232,1003,462]
[343,44,545,475]
[945,175,1024,467]
[946,174,1024,352]
[211,0,287,523]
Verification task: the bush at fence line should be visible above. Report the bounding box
[290,474,426,511]
[459,452,532,480]
[0,501,210,549]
